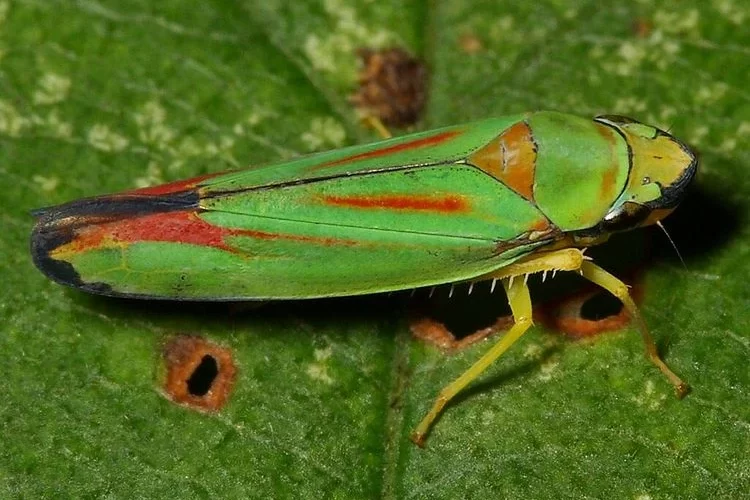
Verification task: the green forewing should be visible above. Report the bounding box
[44,115,556,299]
[201,165,543,241]
[63,225,544,299]
[200,115,526,190]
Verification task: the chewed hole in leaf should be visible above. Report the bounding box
[410,276,643,347]
[409,314,515,352]
[540,284,642,339]
[186,355,219,397]
[162,335,236,411]
[409,282,513,351]
[579,292,624,321]
[430,301,507,341]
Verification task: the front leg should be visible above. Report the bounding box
[485,248,688,398]
[410,248,688,446]
[579,260,689,398]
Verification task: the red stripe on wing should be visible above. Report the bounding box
[316,130,461,169]
[59,210,360,255]
[322,194,469,213]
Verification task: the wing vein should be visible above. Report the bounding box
[198,206,498,242]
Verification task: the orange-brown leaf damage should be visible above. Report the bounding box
[162,335,236,412]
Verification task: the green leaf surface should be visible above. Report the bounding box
[2,0,748,497]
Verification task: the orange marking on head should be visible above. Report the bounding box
[322,194,469,213]
[317,130,461,169]
[469,122,536,201]
[468,136,503,177]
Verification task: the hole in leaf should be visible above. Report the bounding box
[186,355,219,396]
[410,283,513,352]
[162,336,236,412]
[579,292,624,321]
[431,302,504,340]
[539,281,642,339]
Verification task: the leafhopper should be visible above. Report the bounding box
[31,112,697,445]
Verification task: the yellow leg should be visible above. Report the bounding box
[481,249,688,398]
[410,276,533,447]
[477,248,587,281]
[579,261,689,398]
[360,115,393,139]
[409,248,688,446]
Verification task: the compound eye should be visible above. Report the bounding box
[601,202,651,232]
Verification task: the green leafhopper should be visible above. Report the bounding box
[30,111,698,445]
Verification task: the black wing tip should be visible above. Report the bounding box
[30,220,123,297]
[29,197,121,293]
[30,189,202,292]
[30,216,86,289]
[31,205,52,218]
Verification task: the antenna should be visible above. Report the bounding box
[656,220,687,269]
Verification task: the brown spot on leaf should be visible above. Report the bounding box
[539,281,643,339]
[409,272,644,351]
[410,314,514,352]
[350,47,427,127]
[162,336,236,411]
[459,34,484,54]
[632,18,653,38]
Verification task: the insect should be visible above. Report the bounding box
[31,112,697,445]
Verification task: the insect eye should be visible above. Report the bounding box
[602,202,651,232]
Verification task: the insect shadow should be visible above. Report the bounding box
[648,182,743,263]
[77,289,405,340]
[435,340,564,418]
